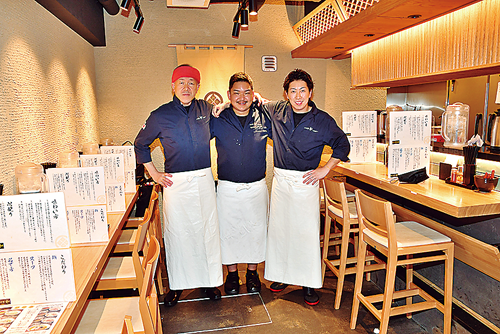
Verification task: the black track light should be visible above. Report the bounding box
[249,0,257,15]
[120,0,132,10]
[240,8,249,27]
[232,21,241,38]
[133,15,144,33]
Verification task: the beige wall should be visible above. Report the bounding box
[0,1,99,194]
[95,1,386,159]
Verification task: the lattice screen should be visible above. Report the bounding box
[293,0,379,45]
[342,0,379,18]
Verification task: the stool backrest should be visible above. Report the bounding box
[323,178,350,220]
[354,189,396,249]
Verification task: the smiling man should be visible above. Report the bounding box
[134,64,223,307]
[262,69,350,305]
[210,72,271,295]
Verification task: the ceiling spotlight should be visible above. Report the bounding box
[232,21,241,38]
[249,0,257,15]
[241,8,249,27]
[120,0,132,10]
[133,15,144,33]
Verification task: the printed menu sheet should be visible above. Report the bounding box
[0,249,76,305]
[66,205,108,244]
[105,184,125,212]
[0,193,70,252]
[347,137,377,163]
[100,146,137,193]
[342,111,377,137]
[80,154,125,184]
[46,167,106,207]
[387,145,430,176]
[0,302,67,333]
[388,110,431,146]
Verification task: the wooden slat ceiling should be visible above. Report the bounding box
[291,0,483,60]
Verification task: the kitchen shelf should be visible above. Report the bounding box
[291,0,483,60]
[432,142,500,162]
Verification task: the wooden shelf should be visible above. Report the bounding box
[291,0,482,60]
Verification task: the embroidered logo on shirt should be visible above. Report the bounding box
[250,123,268,133]
[304,126,318,133]
[196,115,207,121]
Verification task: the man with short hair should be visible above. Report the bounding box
[263,69,350,305]
[210,72,271,295]
[134,64,223,307]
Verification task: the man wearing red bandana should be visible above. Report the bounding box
[134,64,222,307]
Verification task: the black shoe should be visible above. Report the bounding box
[163,289,182,307]
[269,282,288,292]
[224,272,240,295]
[203,287,222,300]
[246,270,261,293]
[303,287,319,306]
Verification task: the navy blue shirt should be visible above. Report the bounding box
[134,96,212,173]
[263,101,350,171]
[210,104,271,183]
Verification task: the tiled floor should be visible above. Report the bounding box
[160,265,429,334]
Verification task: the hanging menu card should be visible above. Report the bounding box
[0,302,68,333]
[0,193,70,252]
[46,167,106,207]
[348,137,377,163]
[100,146,136,193]
[342,111,377,137]
[0,249,76,305]
[387,146,430,177]
[388,110,432,146]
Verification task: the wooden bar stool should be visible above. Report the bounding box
[350,189,454,334]
[76,236,162,334]
[322,178,384,309]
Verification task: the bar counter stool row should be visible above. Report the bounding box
[322,178,455,334]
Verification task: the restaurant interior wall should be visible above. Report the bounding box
[93,0,387,173]
[0,0,99,195]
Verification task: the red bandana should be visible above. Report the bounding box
[171,66,201,83]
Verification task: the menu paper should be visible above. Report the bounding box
[105,184,125,212]
[124,170,136,193]
[387,145,430,176]
[99,146,136,171]
[46,167,106,207]
[0,302,67,333]
[342,111,377,137]
[0,249,76,305]
[0,193,70,252]
[347,137,377,163]
[388,110,432,146]
[66,205,108,244]
[80,154,125,184]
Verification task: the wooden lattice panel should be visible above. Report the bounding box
[295,3,341,44]
[342,0,379,18]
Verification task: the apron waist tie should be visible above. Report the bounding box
[187,172,207,182]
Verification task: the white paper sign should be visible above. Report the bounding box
[342,111,377,137]
[0,193,70,252]
[496,82,500,104]
[0,249,76,305]
[80,154,125,184]
[387,145,430,176]
[66,205,108,244]
[125,170,136,193]
[105,184,125,212]
[99,146,136,171]
[0,302,67,333]
[389,110,432,146]
[46,167,106,207]
[348,137,377,163]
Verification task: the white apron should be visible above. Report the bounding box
[264,167,322,289]
[217,178,268,265]
[162,168,223,290]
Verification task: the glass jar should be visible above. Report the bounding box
[15,163,47,194]
[384,104,403,142]
[58,150,80,168]
[441,102,469,148]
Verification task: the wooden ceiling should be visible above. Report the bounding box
[291,0,484,60]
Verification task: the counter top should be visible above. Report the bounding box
[333,161,500,218]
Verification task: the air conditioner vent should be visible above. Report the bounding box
[262,56,277,72]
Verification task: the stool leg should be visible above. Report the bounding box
[322,214,333,282]
[380,252,397,334]
[443,244,454,334]
[350,239,367,329]
[334,222,350,309]
[406,255,413,319]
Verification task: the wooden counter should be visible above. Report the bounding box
[52,191,139,334]
[333,162,500,218]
